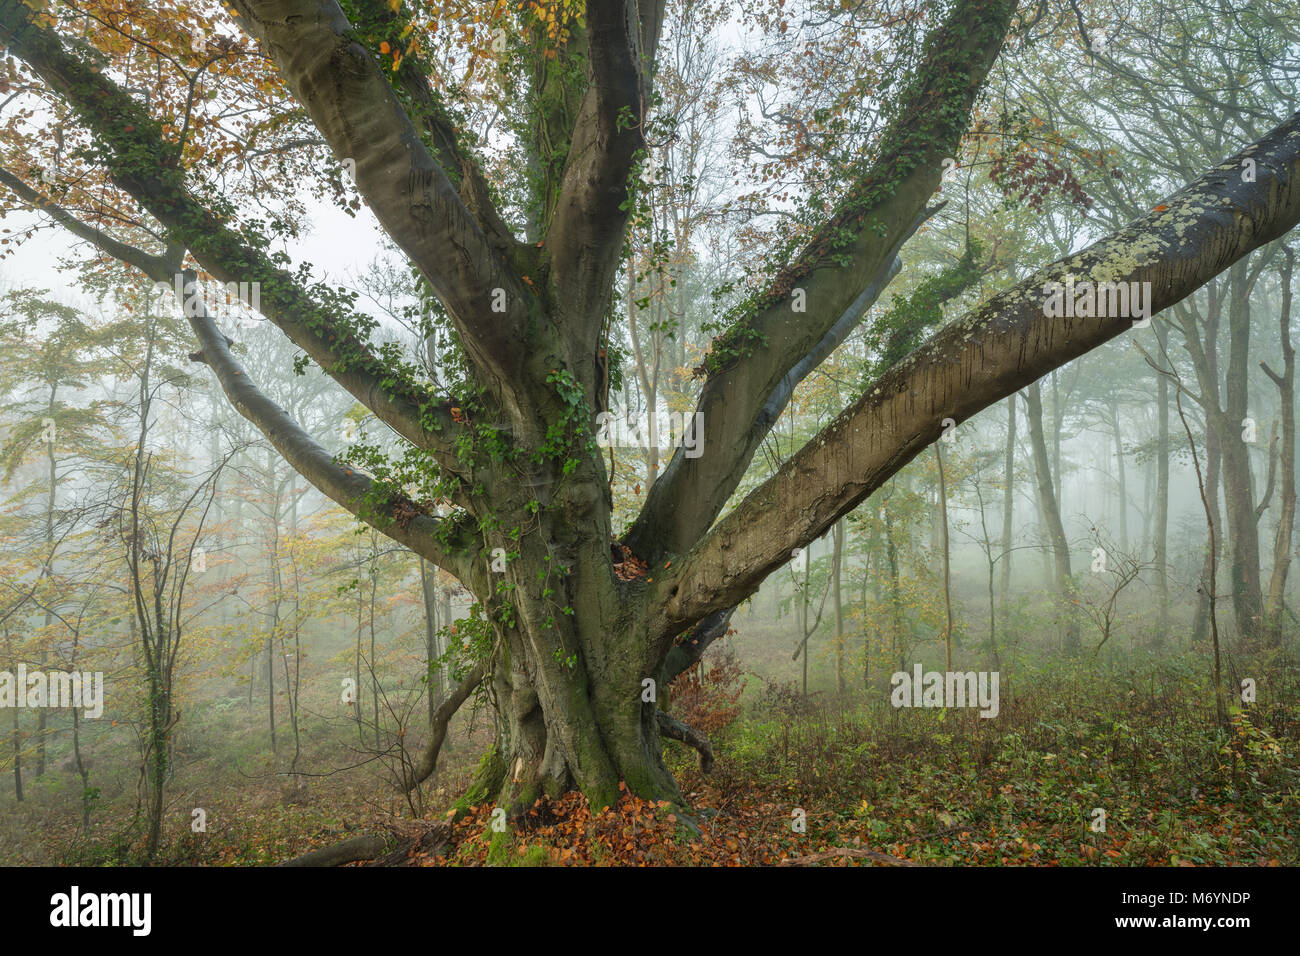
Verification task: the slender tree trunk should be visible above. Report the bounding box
[354,582,363,737]
[36,396,56,778]
[1108,397,1129,552]
[1154,323,1171,648]
[1051,370,1063,505]
[1173,380,1228,726]
[73,706,90,832]
[1026,383,1080,655]
[800,551,810,697]
[439,588,452,700]
[1264,247,1296,643]
[884,503,903,673]
[1220,261,1264,641]
[861,551,872,689]
[1192,421,1222,645]
[1000,396,1016,637]
[832,518,845,694]
[370,559,379,751]
[936,445,953,671]
[267,627,277,754]
[420,557,443,726]
[5,628,20,802]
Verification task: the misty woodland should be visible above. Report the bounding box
[0,0,1296,869]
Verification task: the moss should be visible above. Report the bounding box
[452,745,506,818]
[581,779,622,815]
[485,827,514,866]
[504,777,544,815]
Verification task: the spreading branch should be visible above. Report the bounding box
[656,109,1300,643]
[0,0,461,459]
[225,0,531,390]
[625,0,1019,562]
[654,710,714,773]
[406,659,488,790]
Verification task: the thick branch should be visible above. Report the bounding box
[0,167,171,276]
[406,659,488,790]
[277,834,387,867]
[545,0,660,327]
[655,710,714,773]
[352,0,518,252]
[0,160,477,575]
[0,0,460,457]
[656,110,1300,643]
[625,0,1018,562]
[226,0,531,387]
[180,274,479,581]
[663,607,734,684]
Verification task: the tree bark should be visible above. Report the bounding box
[1026,383,1081,655]
[5,0,1300,815]
[936,445,954,671]
[1000,396,1017,638]
[1262,247,1296,643]
[1152,322,1171,648]
[833,518,845,694]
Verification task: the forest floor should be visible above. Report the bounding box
[3,650,1296,866]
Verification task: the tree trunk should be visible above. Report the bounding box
[999,396,1016,638]
[1026,383,1080,655]
[37,395,56,778]
[936,445,954,671]
[1153,323,1170,648]
[1264,247,1296,643]
[1108,397,1128,552]
[833,517,845,695]
[1220,261,1264,641]
[420,557,443,725]
[1191,429,1223,645]
[800,549,810,697]
[5,628,20,802]
[884,501,903,673]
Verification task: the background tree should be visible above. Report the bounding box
[0,0,1297,819]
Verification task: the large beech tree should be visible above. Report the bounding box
[1,0,1299,813]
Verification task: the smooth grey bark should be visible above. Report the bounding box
[1262,247,1296,642]
[7,0,1300,813]
[1108,397,1129,552]
[1025,383,1081,656]
[936,445,954,671]
[833,518,845,695]
[5,628,19,801]
[1153,323,1171,648]
[1000,396,1017,637]
[659,111,1300,637]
